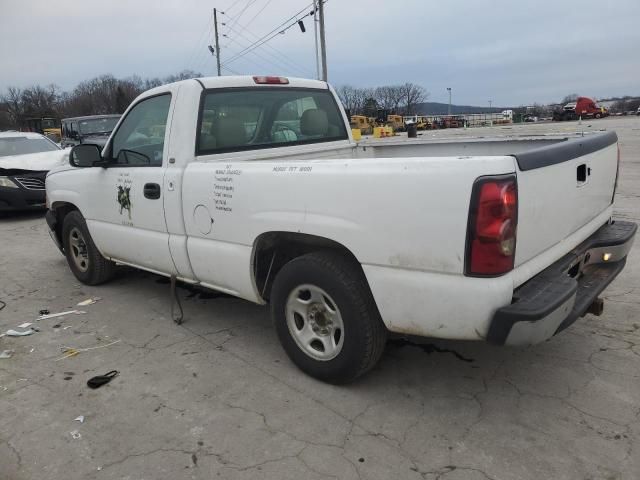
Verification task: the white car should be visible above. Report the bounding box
[45,76,636,382]
[0,131,66,212]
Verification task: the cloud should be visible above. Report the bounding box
[1,0,638,106]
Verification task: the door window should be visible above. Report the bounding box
[111,94,171,166]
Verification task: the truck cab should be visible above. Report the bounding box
[555,97,608,121]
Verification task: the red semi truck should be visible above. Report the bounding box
[553,97,609,121]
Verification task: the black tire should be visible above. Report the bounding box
[595,113,602,119]
[270,251,387,383]
[62,210,115,285]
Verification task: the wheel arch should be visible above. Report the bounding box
[252,231,363,303]
[49,201,81,250]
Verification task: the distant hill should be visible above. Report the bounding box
[414,102,505,115]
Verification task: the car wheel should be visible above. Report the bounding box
[271,251,387,383]
[595,113,601,119]
[62,210,115,285]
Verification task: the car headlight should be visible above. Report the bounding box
[0,177,19,188]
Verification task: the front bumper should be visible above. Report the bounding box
[487,220,637,346]
[0,186,46,211]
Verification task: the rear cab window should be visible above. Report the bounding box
[197,87,348,155]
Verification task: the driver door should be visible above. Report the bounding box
[83,90,177,274]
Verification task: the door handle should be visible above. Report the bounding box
[143,183,161,199]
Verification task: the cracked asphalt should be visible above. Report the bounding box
[1,117,639,480]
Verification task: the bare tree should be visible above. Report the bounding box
[163,69,202,83]
[399,83,428,115]
[374,85,404,113]
[2,87,23,126]
[335,85,358,113]
[20,84,60,117]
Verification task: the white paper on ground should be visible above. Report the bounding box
[17,322,32,329]
[38,310,85,320]
[0,350,14,359]
[6,329,35,337]
[75,415,85,423]
[77,297,101,306]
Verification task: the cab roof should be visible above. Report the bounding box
[195,75,328,90]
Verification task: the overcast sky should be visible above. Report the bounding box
[1,0,639,106]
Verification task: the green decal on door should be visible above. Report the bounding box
[117,185,132,220]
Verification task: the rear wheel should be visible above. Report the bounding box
[595,113,602,119]
[271,251,387,383]
[62,210,115,285]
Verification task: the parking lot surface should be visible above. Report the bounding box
[1,117,639,480]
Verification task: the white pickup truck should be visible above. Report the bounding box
[45,75,636,383]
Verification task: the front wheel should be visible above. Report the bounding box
[271,251,387,383]
[595,113,602,119]
[62,210,115,285]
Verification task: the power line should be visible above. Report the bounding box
[222,22,314,77]
[243,0,273,30]
[184,10,215,72]
[222,65,242,75]
[221,3,314,66]
[225,0,259,31]
[225,36,312,78]
[222,13,312,76]
[221,0,247,15]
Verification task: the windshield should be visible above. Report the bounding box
[78,117,119,135]
[0,137,60,157]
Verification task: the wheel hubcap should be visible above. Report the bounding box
[69,227,89,272]
[285,284,344,361]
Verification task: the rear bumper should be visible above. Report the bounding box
[0,186,46,211]
[487,220,637,346]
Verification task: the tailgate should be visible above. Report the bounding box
[514,132,618,267]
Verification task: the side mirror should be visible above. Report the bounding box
[69,144,103,168]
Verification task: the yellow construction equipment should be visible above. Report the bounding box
[350,115,374,135]
[373,126,393,138]
[386,115,404,131]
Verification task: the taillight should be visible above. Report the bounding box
[465,175,518,276]
[252,76,289,85]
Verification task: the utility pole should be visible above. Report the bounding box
[213,8,221,76]
[318,0,327,81]
[488,99,492,111]
[447,87,452,116]
[313,1,320,80]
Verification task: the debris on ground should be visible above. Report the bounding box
[87,370,119,389]
[56,340,121,361]
[39,309,49,316]
[70,430,81,440]
[75,416,85,423]
[38,310,86,321]
[0,350,14,359]
[77,297,101,306]
[5,329,36,337]
[17,322,32,329]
